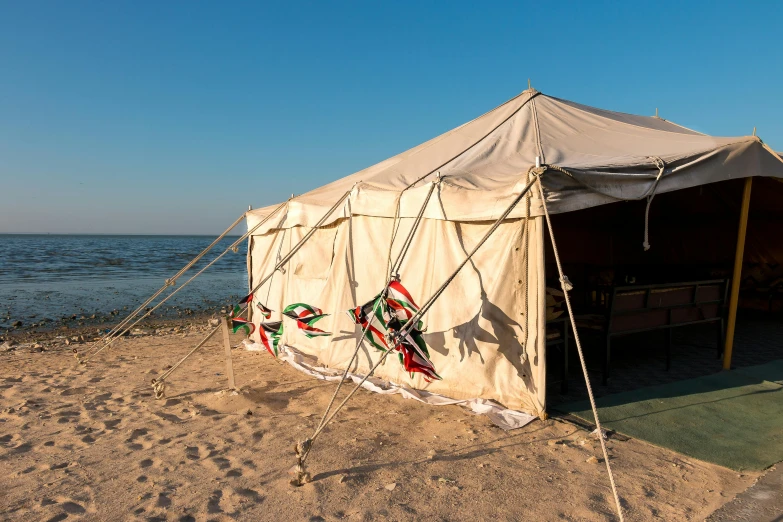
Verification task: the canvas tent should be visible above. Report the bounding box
[244,88,783,418]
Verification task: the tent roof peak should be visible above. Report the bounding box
[248,88,783,224]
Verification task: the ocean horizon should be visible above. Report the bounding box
[0,234,249,331]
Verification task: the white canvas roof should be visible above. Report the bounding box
[248,88,783,231]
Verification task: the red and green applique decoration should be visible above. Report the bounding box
[229,305,255,335]
[390,322,440,382]
[283,303,331,338]
[256,302,272,320]
[259,320,284,357]
[346,279,440,381]
[347,292,389,352]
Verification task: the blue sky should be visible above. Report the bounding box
[1,1,781,234]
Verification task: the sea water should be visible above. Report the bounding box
[0,234,248,330]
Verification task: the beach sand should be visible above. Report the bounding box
[1,327,755,521]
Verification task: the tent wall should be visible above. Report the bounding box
[248,215,547,416]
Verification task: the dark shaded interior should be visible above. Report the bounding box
[544,176,783,404]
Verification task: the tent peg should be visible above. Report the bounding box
[535,156,541,168]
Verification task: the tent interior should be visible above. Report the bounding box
[545,176,783,401]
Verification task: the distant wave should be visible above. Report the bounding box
[98,258,126,266]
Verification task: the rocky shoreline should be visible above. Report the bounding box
[0,312,224,354]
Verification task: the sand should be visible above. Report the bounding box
[1,328,756,521]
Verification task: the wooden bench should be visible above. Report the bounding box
[594,279,729,385]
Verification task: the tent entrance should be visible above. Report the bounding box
[544,177,783,406]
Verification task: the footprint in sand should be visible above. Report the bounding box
[185,446,202,460]
[209,456,231,470]
[0,433,20,446]
[207,490,223,514]
[235,488,262,502]
[56,411,80,424]
[11,442,33,454]
[125,428,154,450]
[153,411,187,423]
[102,419,121,430]
[156,492,171,508]
[73,425,95,437]
[59,387,89,397]
[41,498,87,522]
[59,501,86,515]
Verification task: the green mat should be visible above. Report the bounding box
[558,361,783,471]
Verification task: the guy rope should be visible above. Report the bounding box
[290,164,626,522]
[304,179,440,478]
[291,167,541,485]
[535,172,625,522]
[147,189,352,399]
[78,200,289,364]
[103,212,248,341]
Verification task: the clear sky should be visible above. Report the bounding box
[1,1,781,234]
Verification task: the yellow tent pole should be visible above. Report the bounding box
[723,176,753,370]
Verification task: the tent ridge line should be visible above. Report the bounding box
[405,89,542,189]
[545,94,709,137]
[274,88,538,213]
[530,96,545,164]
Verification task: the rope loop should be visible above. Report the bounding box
[643,157,666,251]
[152,379,165,400]
[560,275,574,292]
[291,439,313,486]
